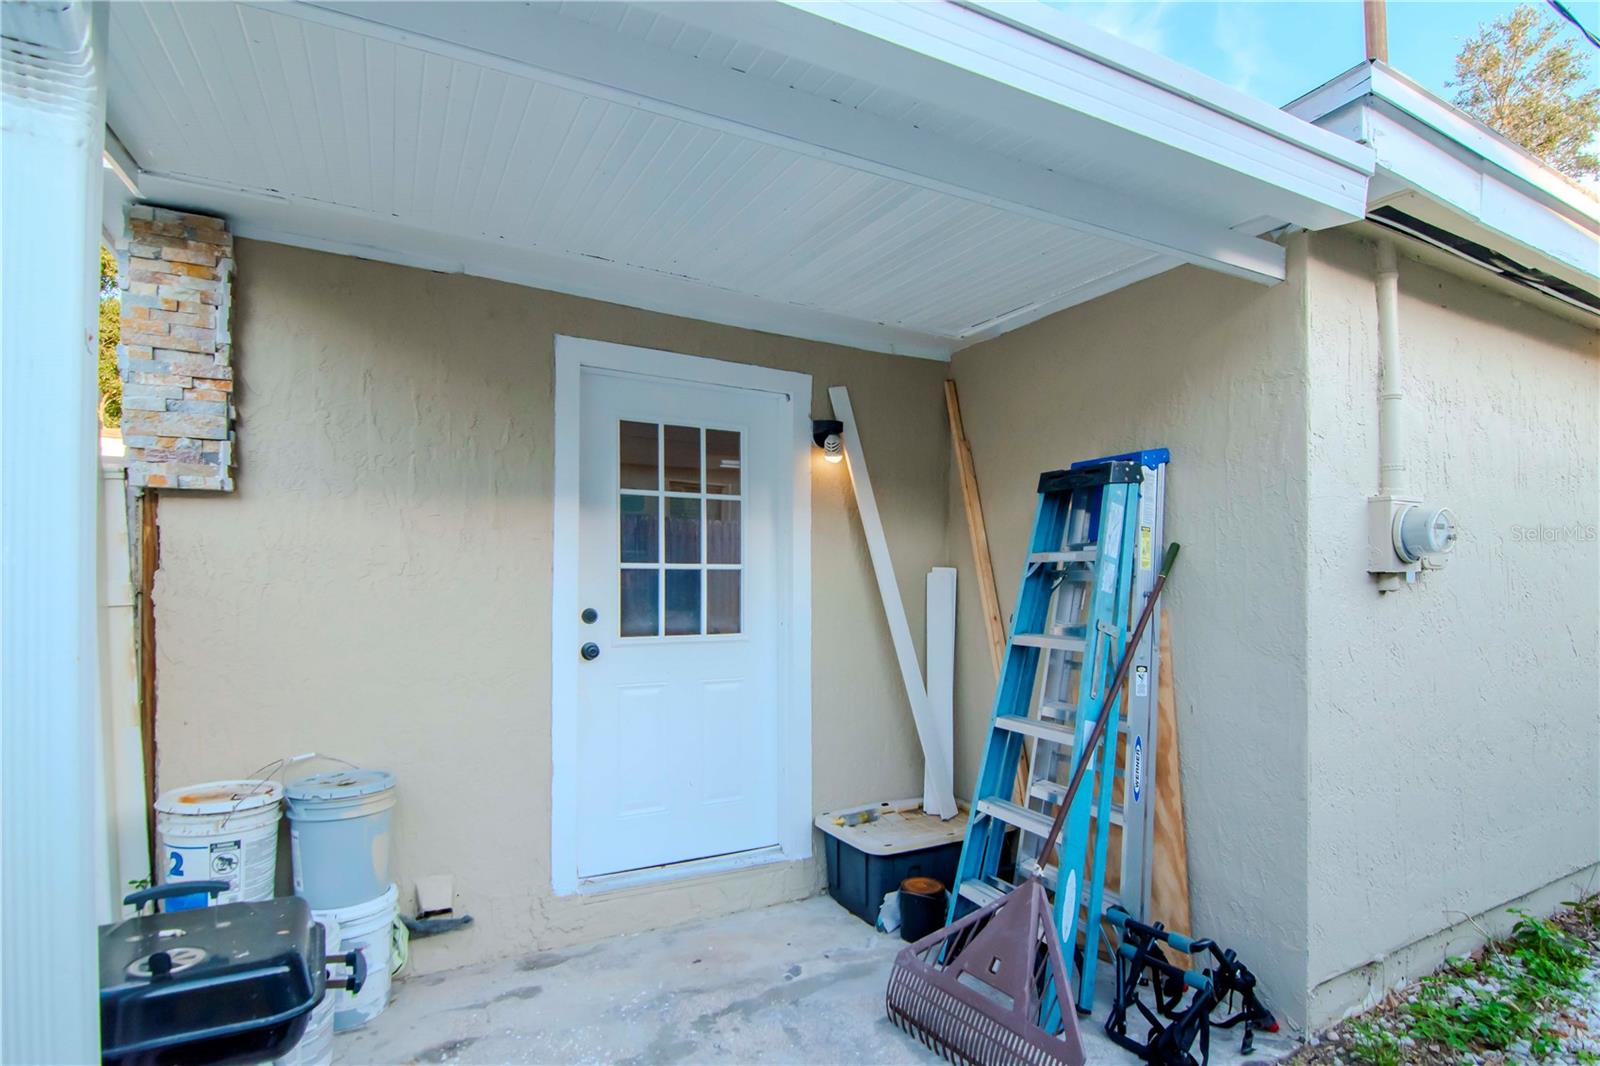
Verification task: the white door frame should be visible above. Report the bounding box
[551,336,812,895]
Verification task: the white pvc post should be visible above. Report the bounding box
[1,3,108,1060]
[924,568,956,815]
[99,462,151,922]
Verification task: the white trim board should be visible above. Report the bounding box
[120,167,953,361]
[550,337,813,896]
[1286,61,1599,294]
[924,568,956,815]
[829,385,957,819]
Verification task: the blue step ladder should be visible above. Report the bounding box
[947,453,1163,1016]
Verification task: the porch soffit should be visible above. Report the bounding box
[105,1,1373,359]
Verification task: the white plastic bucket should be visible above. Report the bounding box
[287,769,396,911]
[153,779,283,911]
[316,884,397,1032]
[275,915,340,1066]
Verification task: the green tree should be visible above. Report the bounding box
[1451,4,1600,181]
[99,245,121,427]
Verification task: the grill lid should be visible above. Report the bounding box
[99,896,325,1066]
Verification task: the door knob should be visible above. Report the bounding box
[580,642,600,661]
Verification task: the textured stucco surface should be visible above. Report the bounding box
[151,231,1600,1030]
[1302,229,1600,1019]
[152,239,952,976]
[946,241,1316,1027]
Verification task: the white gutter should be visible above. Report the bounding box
[1286,61,1600,230]
[1289,60,1598,298]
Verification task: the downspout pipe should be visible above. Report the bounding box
[1375,239,1405,497]
[1368,238,1456,588]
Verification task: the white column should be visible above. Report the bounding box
[923,568,956,813]
[1,3,108,1061]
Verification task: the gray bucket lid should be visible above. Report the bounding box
[286,768,395,802]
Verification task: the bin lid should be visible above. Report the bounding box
[154,780,283,816]
[285,768,395,802]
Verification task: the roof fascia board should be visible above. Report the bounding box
[1367,63,1599,227]
[742,0,1372,225]
[1362,106,1598,291]
[125,167,956,360]
[1288,61,1599,231]
[295,1,1286,283]
[1282,63,1376,124]
[956,0,1370,170]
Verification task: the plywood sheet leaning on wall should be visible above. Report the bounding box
[1151,607,1194,959]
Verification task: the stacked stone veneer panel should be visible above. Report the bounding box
[118,206,235,491]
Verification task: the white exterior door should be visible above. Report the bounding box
[573,366,784,877]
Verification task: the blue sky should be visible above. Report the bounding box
[1047,1,1595,107]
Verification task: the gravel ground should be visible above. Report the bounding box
[1289,900,1600,1065]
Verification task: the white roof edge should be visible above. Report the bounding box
[1286,60,1600,227]
[956,0,1373,173]
[762,0,1371,225]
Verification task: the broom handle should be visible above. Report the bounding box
[1036,542,1180,863]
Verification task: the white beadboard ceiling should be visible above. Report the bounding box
[104,1,1372,358]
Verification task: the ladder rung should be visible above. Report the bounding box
[975,798,1055,839]
[1028,780,1125,825]
[1012,633,1086,653]
[1035,862,1125,914]
[994,716,1076,746]
[957,878,1011,908]
[1028,548,1098,566]
[1034,705,1129,735]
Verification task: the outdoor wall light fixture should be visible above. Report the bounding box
[812,419,844,464]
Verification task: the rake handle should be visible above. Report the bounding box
[1036,543,1179,863]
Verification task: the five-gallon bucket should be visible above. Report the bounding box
[286,769,396,911]
[154,780,283,911]
[275,914,339,1066]
[316,884,397,1032]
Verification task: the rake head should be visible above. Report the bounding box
[885,879,1086,1066]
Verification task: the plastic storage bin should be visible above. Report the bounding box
[814,799,967,926]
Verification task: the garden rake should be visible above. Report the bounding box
[885,543,1180,1066]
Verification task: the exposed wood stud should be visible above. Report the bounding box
[137,490,159,870]
[944,380,1030,803]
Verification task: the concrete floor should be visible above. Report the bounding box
[334,894,1297,1065]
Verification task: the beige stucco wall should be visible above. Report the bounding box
[1302,229,1600,1022]
[152,239,952,975]
[151,230,1599,1025]
[946,228,1599,1031]
[947,240,1317,1027]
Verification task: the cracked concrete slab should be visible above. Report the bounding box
[334,894,1297,1064]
